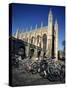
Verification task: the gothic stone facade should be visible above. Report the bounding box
[14,10,58,60]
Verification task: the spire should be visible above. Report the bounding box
[30,26,32,32]
[48,9,53,35]
[55,19,58,26]
[17,28,19,33]
[49,9,52,16]
[41,21,43,28]
[48,9,53,22]
[15,28,19,38]
[54,19,58,32]
[35,24,37,30]
[50,9,52,14]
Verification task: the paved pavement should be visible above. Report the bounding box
[12,67,65,86]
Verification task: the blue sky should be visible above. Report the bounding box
[11,3,65,50]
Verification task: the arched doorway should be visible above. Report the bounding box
[43,34,47,57]
[37,50,41,58]
[18,46,26,59]
[30,49,34,58]
[31,37,35,44]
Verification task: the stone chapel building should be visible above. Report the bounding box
[14,10,58,60]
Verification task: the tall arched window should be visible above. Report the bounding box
[43,34,47,54]
[37,35,40,45]
[26,38,28,42]
[31,37,34,44]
